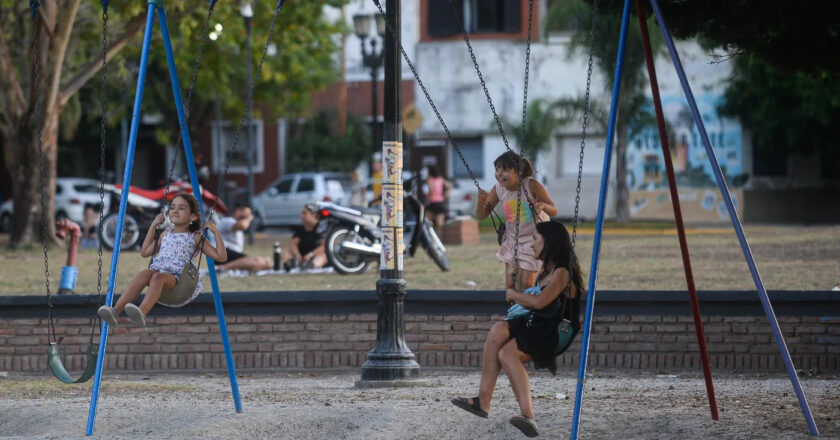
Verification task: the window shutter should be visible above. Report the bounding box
[428,0,463,36]
[503,0,521,33]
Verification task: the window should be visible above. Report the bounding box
[451,137,483,178]
[55,185,63,194]
[74,184,100,194]
[296,177,314,192]
[427,0,520,37]
[212,120,264,174]
[275,178,293,194]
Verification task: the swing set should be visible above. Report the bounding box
[29,0,818,437]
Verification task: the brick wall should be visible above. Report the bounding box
[1,310,837,373]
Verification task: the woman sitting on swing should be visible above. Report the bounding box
[98,194,226,327]
[451,220,583,437]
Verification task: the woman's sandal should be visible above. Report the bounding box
[124,303,147,328]
[450,396,488,418]
[510,415,539,437]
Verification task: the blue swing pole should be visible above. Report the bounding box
[570,0,632,438]
[86,4,157,436]
[647,0,818,435]
[157,5,243,413]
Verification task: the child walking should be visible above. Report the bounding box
[98,194,226,327]
[475,151,558,290]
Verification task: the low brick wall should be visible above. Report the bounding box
[1,291,838,373]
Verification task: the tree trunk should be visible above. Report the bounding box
[7,109,58,249]
[614,110,631,224]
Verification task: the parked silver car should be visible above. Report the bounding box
[0,177,110,232]
[253,172,351,228]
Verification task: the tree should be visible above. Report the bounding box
[286,109,371,173]
[546,0,659,222]
[0,0,343,248]
[720,56,840,158]
[499,99,573,162]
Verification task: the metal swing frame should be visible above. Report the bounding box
[569,0,820,437]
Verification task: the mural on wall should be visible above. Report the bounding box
[627,94,746,221]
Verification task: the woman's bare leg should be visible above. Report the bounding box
[475,321,511,413]
[139,272,176,315]
[499,339,535,419]
[113,269,155,315]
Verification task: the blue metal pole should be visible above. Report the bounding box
[158,6,243,413]
[570,0,632,438]
[86,5,157,436]
[647,0,818,435]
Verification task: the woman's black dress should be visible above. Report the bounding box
[508,285,581,375]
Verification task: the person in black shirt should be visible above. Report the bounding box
[284,204,327,269]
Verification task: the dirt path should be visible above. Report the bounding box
[1,370,837,439]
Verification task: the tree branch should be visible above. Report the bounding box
[0,25,26,116]
[59,7,199,107]
[46,0,81,113]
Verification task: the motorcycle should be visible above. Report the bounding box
[317,177,450,275]
[97,184,161,251]
[99,179,228,251]
[115,178,228,215]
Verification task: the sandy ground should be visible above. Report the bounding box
[0,369,837,439]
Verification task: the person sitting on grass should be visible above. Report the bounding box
[282,204,327,270]
[215,204,273,273]
[451,220,582,438]
[97,194,226,327]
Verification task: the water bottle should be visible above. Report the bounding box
[273,242,282,271]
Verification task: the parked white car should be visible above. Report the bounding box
[447,179,477,217]
[0,177,109,232]
[253,172,351,228]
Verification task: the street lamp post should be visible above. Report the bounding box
[353,13,386,163]
[241,0,255,245]
[357,0,421,385]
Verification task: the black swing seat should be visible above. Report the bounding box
[47,342,97,384]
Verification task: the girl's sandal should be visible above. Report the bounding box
[124,304,147,328]
[97,306,119,327]
[450,396,488,418]
[510,415,539,437]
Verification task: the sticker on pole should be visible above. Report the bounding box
[383,142,403,184]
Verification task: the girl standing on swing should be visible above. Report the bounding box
[98,194,226,327]
[476,151,558,290]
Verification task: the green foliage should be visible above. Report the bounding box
[285,109,371,173]
[650,0,840,75]
[499,99,573,159]
[720,56,840,155]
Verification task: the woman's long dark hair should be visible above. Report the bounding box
[536,220,585,295]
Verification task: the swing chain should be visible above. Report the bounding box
[510,0,535,290]
[211,0,285,218]
[93,5,109,340]
[371,1,481,192]
[161,3,216,214]
[447,0,514,155]
[570,0,599,257]
[32,5,57,343]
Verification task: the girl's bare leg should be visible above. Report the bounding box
[519,269,538,290]
[113,269,156,314]
[499,339,535,419]
[140,272,176,315]
[475,321,511,413]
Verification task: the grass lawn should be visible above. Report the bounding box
[0,224,838,295]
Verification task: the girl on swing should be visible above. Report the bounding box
[98,194,226,328]
[476,151,558,291]
[451,221,583,437]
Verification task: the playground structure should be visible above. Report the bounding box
[23,0,822,437]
